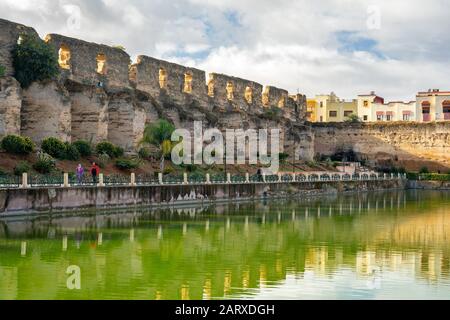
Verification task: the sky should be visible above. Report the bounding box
[1,0,449,101]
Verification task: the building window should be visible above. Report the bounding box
[226,82,234,101]
[96,54,107,75]
[58,45,71,70]
[320,116,323,122]
[403,114,410,121]
[262,87,269,106]
[319,101,323,108]
[363,115,368,121]
[386,115,392,121]
[377,114,383,121]
[344,111,353,117]
[159,68,167,89]
[329,111,337,117]
[244,87,253,104]
[443,101,450,120]
[183,73,193,93]
[363,100,369,107]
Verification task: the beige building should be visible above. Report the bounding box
[416,89,450,122]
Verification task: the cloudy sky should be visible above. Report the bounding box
[1,0,449,101]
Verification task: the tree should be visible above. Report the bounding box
[141,119,175,172]
[344,114,361,123]
[12,33,59,88]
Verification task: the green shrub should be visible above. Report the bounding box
[64,142,80,161]
[32,152,56,174]
[138,147,151,159]
[14,161,31,176]
[96,141,123,158]
[12,34,58,88]
[0,64,5,77]
[163,167,174,175]
[72,140,92,157]
[41,137,67,159]
[1,135,35,155]
[97,152,110,169]
[419,166,430,174]
[278,152,289,163]
[115,158,140,170]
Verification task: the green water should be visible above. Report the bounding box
[0,190,450,300]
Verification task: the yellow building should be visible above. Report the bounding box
[306,99,317,122]
[309,92,357,122]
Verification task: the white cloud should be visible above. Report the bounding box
[0,0,449,101]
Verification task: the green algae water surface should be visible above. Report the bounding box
[1,190,450,300]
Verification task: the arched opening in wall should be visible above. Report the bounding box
[159,68,168,89]
[58,45,71,70]
[278,97,286,108]
[245,87,253,104]
[207,74,215,97]
[184,73,193,93]
[96,53,107,75]
[226,82,234,101]
[443,100,450,120]
[262,87,270,106]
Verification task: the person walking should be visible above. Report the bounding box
[90,162,100,184]
[76,164,84,184]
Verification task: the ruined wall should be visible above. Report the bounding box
[0,18,309,154]
[21,81,71,143]
[0,19,39,77]
[132,55,208,107]
[65,81,109,144]
[45,34,131,89]
[107,91,146,150]
[208,73,263,112]
[0,77,21,136]
[313,122,450,170]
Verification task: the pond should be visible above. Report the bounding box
[0,190,449,300]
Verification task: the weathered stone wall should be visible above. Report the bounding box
[65,81,109,144]
[107,91,146,149]
[21,81,71,142]
[0,179,405,215]
[312,122,450,170]
[0,19,39,77]
[132,55,208,107]
[0,77,21,136]
[45,34,131,89]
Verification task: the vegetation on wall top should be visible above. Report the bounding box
[12,33,59,88]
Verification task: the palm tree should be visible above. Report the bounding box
[141,119,175,172]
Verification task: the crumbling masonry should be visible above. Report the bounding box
[0,18,309,156]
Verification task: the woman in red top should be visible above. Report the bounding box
[90,162,100,184]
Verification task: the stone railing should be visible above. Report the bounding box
[0,172,407,189]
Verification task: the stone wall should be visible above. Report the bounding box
[0,19,39,77]
[0,179,405,215]
[0,77,21,136]
[21,80,71,143]
[312,122,450,170]
[45,34,131,89]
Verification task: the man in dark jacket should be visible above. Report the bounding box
[90,162,100,184]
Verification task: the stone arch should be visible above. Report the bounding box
[207,74,215,97]
[278,96,286,108]
[262,87,269,106]
[159,68,168,89]
[183,72,193,93]
[226,81,234,101]
[245,86,253,104]
[58,44,71,70]
[96,53,107,75]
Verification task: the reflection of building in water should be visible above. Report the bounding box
[203,278,211,300]
[224,271,232,295]
[0,267,18,300]
[259,265,267,288]
[356,250,377,275]
[181,284,190,300]
[242,269,250,288]
[305,247,328,275]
